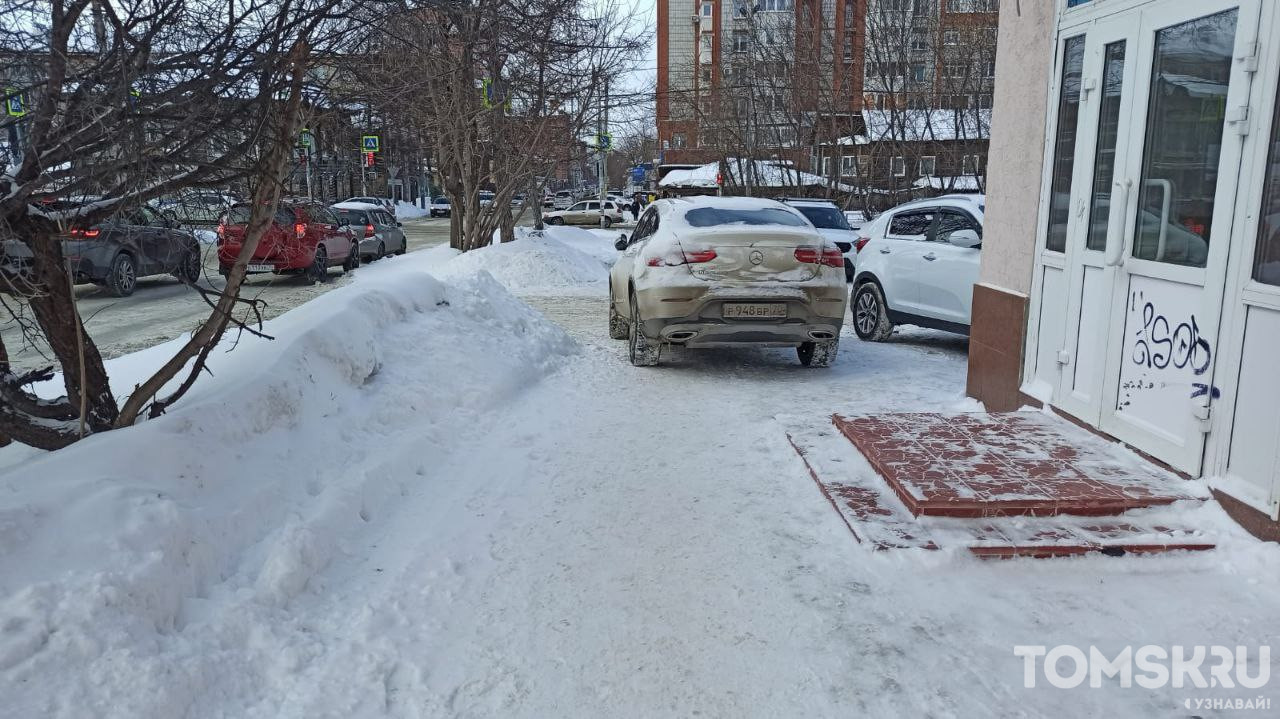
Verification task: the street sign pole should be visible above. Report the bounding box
[598,78,609,229]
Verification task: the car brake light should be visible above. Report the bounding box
[68,227,100,238]
[365,223,375,238]
[794,246,844,268]
[294,222,306,239]
[646,245,717,266]
[854,236,871,253]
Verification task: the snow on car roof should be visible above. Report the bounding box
[332,201,383,211]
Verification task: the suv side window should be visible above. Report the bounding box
[585,201,600,211]
[933,210,981,244]
[887,209,935,240]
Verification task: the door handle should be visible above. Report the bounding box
[923,252,937,261]
[879,248,891,254]
[1104,179,1131,267]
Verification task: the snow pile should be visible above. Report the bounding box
[395,200,429,219]
[433,229,613,294]
[0,251,575,717]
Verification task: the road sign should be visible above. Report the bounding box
[597,132,613,152]
[364,151,376,167]
[362,135,380,152]
[5,89,25,118]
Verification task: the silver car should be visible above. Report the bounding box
[332,202,407,261]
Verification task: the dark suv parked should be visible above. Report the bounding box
[1,203,202,297]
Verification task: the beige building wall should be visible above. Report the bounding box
[978,1,1056,295]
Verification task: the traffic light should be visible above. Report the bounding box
[364,151,375,168]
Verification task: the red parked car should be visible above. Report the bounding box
[216,201,359,282]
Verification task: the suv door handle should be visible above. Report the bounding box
[879,248,891,254]
[922,252,937,261]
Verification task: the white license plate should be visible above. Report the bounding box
[723,303,787,319]
[247,263,275,273]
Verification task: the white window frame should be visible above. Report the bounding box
[891,156,906,177]
[918,155,937,177]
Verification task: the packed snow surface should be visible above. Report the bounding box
[1,230,1278,718]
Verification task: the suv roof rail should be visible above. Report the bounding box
[776,196,836,204]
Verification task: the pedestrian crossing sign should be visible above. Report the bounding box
[362,135,380,152]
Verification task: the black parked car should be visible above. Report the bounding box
[1,204,202,297]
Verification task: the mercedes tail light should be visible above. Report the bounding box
[68,227,101,239]
[794,246,844,268]
[854,236,871,253]
[646,243,717,267]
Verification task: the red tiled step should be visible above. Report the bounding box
[780,413,1216,559]
[832,412,1205,518]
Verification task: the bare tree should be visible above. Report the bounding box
[0,0,357,449]
[352,0,644,251]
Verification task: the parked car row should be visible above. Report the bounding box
[602,193,988,368]
[216,199,407,282]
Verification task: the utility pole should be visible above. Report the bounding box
[598,76,608,228]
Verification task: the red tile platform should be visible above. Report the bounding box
[832,412,1201,518]
[781,412,1216,559]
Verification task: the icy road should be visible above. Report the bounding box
[1,228,1277,718]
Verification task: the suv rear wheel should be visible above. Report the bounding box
[608,286,629,340]
[106,253,137,297]
[307,246,328,284]
[798,339,839,367]
[628,294,659,366]
[852,281,894,342]
[175,248,201,284]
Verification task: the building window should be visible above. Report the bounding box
[1045,34,1086,253]
[918,156,937,177]
[962,154,982,175]
[700,34,713,62]
[943,30,959,46]
[733,30,749,52]
[891,156,906,177]
[840,155,858,177]
[822,157,831,177]
[761,0,793,11]
[702,1,714,16]
[983,60,996,78]
[701,68,712,83]
[672,132,687,149]
[911,64,927,82]
[977,93,992,109]
[944,63,964,79]
[950,0,998,11]
[733,0,749,17]
[844,34,855,60]
[911,35,930,52]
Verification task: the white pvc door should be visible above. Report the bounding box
[1046,0,1261,475]
[1055,18,1141,423]
[1098,0,1261,474]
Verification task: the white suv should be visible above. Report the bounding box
[780,198,859,283]
[849,194,984,341]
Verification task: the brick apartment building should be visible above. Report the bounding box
[656,0,998,197]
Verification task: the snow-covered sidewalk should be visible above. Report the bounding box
[2,229,1278,717]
